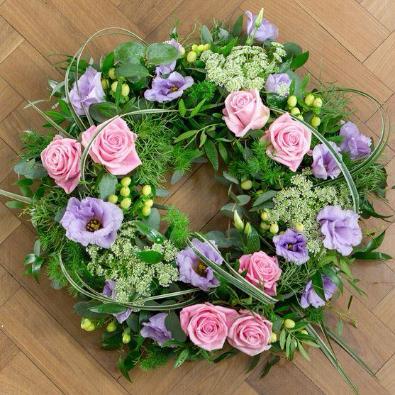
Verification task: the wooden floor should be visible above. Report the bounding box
[0,0,394,394]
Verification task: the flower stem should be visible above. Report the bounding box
[0,188,32,204]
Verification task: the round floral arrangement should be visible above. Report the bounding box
[1,9,391,391]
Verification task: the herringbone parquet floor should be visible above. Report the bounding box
[0,1,394,394]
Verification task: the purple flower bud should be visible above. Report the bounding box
[265,73,292,97]
[140,313,172,346]
[317,205,362,256]
[273,229,309,265]
[300,276,337,309]
[245,11,279,42]
[312,142,341,180]
[102,280,131,323]
[339,121,371,160]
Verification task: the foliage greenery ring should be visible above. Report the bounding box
[1,10,391,391]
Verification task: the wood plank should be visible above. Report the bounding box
[0,288,127,394]
[296,0,389,61]
[0,331,19,371]
[361,0,395,32]
[0,202,20,244]
[241,0,393,120]
[377,354,395,394]
[0,77,23,122]
[0,351,62,394]
[0,264,20,306]
[374,288,395,332]
[365,32,395,91]
[0,15,23,63]
[0,137,16,183]
[375,222,395,272]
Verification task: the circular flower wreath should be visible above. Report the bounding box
[1,9,391,390]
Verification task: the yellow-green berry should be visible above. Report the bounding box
[284,319,296,329]
[203,43,210,51]
[120,198,132,210]
[144,199,154,208]
[108,67,116,80]
[191,44,199,52]
[107,194,118,204]
[290,107,301,116]
[81,318,95,332]
[111,81,118,93]
[287,95,297,108]
[120,187,130,197]
[300,329,309,335]
[106,321,117,333]
[121,83,130,97]
[120,176,131,187]
[304,93,315,106]
[197,44,205,52]
[241,180,253,190]
[142,206,151,217]
[270,332,278,343]
[297,114,304,121]
[311,116,321,128]
[122,332,131,344]
[101,78,109,90]
[260,222,270,231]
[270,223,279,234]
[294,223,304,232]
[261,211,269,221]
[313,97,323,108]
[187,51,197,63]
[141,185,152,196]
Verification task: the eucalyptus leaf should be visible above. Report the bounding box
[146,43,178,65]
[114,41,146,63]
[98,173,118,200]
[116,63,149,81]
[89,102,118,122]
[14,159,47,179]
[200,25,213,43]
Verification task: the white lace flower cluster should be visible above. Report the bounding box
[201,43,286,91]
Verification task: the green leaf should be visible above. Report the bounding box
[283,42,303,58]
[260,354,280,378]
[353,231,385,254]
[16,178,33,187]
[178,98,187,117]
[102,330,123,350]
[218,142,228,163]
[245,225,260,253]
[165,310,187,342]
[298,342,310,361]
[143,207,160,231]
[114,41,146,63]
[311,272,326,300]
[200,25,213,43]
[98,173,118,200]
[89,303,129,314]
[189,98,206,118]
[236,195,251,206]
[116,63,149,82]
[252,190,278,207]
[174,349,189,368]
[33,240,41,257]
[204,139,218,171]
[6,200,25,209]
[232,14,244,36]
[290,51,309,70]
[117,352,139,381]
[101,51,114,73]
[14,159,47,179]
[74,300,108,319]
[352,251,391,261]
[223,171,239,184]
[173,129,199,143]
[89,102,118,122]
[135,221,165,244]
[146,43,178,65]
[136,250,163,264]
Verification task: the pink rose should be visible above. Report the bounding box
[180,303,238,351]
[81,117,141,175]
[228,310,272,356]
[41,135,81,194]
[239,251,281,296]
[223,89,270,138]
[264,113,311,171]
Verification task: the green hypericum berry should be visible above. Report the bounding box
[261,211,269,221]
[120,177,132,187]
[111,81,118,93]
[122,332,131,344]
[187,51,197,63]
[120,198,132,209]
[270,333,278,343]
[108,68,116,80]
[304,93,315,106]
[121,83,130,97]
[141,185,152,196]
[290,107,301,116]
[287,95,297,108]
[296,114,304,121]
[101,79,109,90]
[107,194,118,204]
[311,116,321,128]
[270,223,279,234]
[142,206,151,217]
[284,319,296,329]
[81,318,95,332]
[241,180,253,190]
[294,223,304,232]
[120,187,130,197]
[144,199,154,208]
[260,222,270,231]
[106,321,117,333]
[313,97,323,108]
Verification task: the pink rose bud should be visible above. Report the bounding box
[239,251,282,296]
[41,135,82,194]
[264,113,311,171]
[81,117,141,176]
[180,303,239,351]
[223,89,270,138]
[228,310,272,356]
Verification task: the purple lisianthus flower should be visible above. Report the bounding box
[245,11,279,42]
[265,73,292,97]
[300,276,337,309]
[69,66,105,115]
[176,239,223,291]
[103,280,131,323]
[273,229,309,265]
[317,205,362,256]
[144,72,193,103]
[60,197,123,248]
[155,39,184,77]
[339,121,372,160]
[140,313,172,346]
[312,142,341,180]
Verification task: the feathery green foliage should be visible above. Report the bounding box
[139,345,173,370]
[163,206,191,248]
[20,130,54,160]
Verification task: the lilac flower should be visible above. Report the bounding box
[155,39,184,77]
[103,280,131,323]
[300,276,337,309]
[176,239,223,291]
[265,73,292,97]
[339,121,372,160]
[140,313,172,346]
[144,72,193,103]
[69,66,105,115]
[273,229,309,265]
[245,11,279,42]
[317,205,362,256]
[60,197,123,248]
[312,142,341,180]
